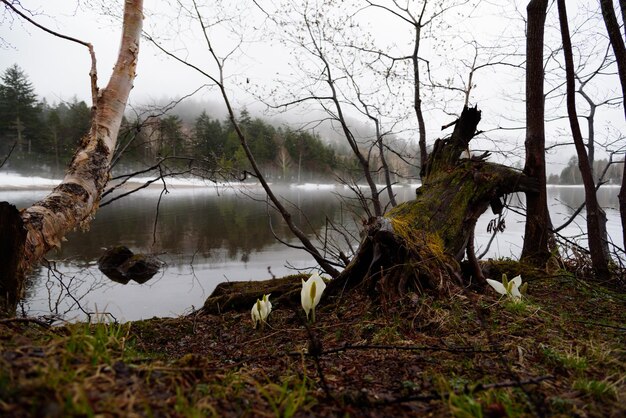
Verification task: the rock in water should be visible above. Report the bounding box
[98,246,161,284]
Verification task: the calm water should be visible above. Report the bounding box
[1,184,622,322]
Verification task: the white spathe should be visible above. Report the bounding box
[301,272,326,322]
[251,293,272,327]
[486,275,524,301]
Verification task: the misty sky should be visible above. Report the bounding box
[1,0,624,174]
[0,1,211,103]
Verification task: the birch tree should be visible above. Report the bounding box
[0,0,144,316]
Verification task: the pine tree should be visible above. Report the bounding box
[0,64,40,154]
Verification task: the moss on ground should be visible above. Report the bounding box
[1,268,624,417]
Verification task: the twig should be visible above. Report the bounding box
[152,167,169,246]
[441,119,458,130]
[0,140,17,169]
[42,259,93,322]
[476,307,548,417]
[371,375,553,406]
[100,165,191,207]
[299,310,336,404]
[574,320,626,331]
[1,0,99,106]
[0,317,51,328]
[313,342,503,356]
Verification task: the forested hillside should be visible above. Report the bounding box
[0,64,419,183]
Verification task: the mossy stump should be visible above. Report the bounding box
[327,106,538,300]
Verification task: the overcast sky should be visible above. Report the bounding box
[1,0,624,174]
[1,1,212,103]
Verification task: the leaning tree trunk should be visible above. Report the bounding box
[0,0,143,316]
[327,107,537,299]
[600,0,626,252]
[557,0,611,281]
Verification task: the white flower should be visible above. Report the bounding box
[486,274,526,301]
[301,272,326,322]
[263,293,272,313]
[251,293,272,328]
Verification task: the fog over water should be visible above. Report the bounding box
[0,174,622,322]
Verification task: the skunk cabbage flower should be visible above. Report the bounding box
[301,272,326,322]
[486,274,526,301]
[262,293,272,313]
[251,293,272,328]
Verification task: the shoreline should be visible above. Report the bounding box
[0,171,619,192]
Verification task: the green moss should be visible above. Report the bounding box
[386,164,493,259]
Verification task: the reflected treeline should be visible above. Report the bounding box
[554,186,620,213]
[51,187,353,262]
[6,185,620,267]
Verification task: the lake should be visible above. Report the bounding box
[1,183,622,322]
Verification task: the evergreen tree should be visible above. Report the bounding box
[35,98,91,162]
[159,115,185,157]
[0,64,40,154]
[62,99,90,154]
[46,108,63,171]
[559,156,582,185]
[246,117,277,164]
[284,129,337,181]
[193,111,225,163]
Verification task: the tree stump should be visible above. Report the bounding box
[327,106,538,299]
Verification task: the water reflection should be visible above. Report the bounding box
[552,185,620,214]
[0,184,621,321]
[54,186,361,261]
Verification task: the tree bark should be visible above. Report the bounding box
[521,0,553,266]
[413,23,428,171]
[600,0,626,252]
[0,0,143,316]
[0,203,26,314]
[620,0,626,40]
[557,0,611,280]
[328,107,537,298]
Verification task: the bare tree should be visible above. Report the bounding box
[575,44,620,172]
[525,7,620,255]
[364,0,476,171]
[557,0,611,280]
[549,41,618,248]
[328,39,407,209]
[262,1,386,216]
[521,0,553,265]
[0,0,144,316]
[145,0,342,277]
[600,0,626,252]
